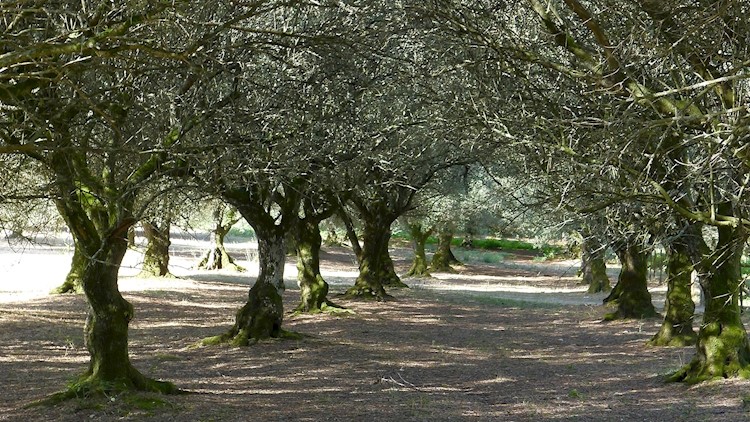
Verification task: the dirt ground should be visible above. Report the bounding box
[1,236,750,421]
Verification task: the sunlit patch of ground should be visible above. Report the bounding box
[0,235,748,421]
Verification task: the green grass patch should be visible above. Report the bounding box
[420,289,561,310]
[228,226,255,238]
[453,249,507,265]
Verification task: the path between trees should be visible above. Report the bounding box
[1,235,748,421]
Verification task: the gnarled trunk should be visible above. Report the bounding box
[197,206,244,272]
[138,218,172,278]
[579,235,610,293]
[671,221,750,382]
[649,239,696,346]
[430,230,460,272]
[52,242,86,294]
[207,226,287,345]
[295,218,332,312]
[603,240,658,320]
[405,223,432,278]
[55,229,177,398]
[346,216,394,300]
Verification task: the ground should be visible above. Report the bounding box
[1,234,749,421]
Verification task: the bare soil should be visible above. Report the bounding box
[1,238,749,421]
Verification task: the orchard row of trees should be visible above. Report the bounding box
[0,0,748,400]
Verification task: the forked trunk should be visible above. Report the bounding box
[346,217,393,300]
[295,219,334,312]
[603,241,658,320]
[209,228,287,345]
[197,220,245,272]
[72,235,176,395]
[671,221,750,383]
[405,223,432,278]
[579,235,610,293]
[430,230,460,272]
[138,219,172,277]
[649,240,696,346]
[53,243,86,294]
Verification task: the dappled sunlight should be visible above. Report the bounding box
[2,239,750,421]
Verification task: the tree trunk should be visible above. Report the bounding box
[670,221,750,383]
[649,239,697,346]
[346,216,394,300]
[51,230,178,400]
[430,230,460,272]
[52,242,86,294]
[205,227,287,345]
[295,218,334,312]
[603,240,658,320]
[138,218,172,278]
[379,242,408,288]
[405,223,432,278]
[339,209,363,264]
[197,207,245,272]
[579,235,610,293]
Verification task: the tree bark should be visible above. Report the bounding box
[75,235,175,394]
[430,229,460,272]
[50,209,178,398]
[603,240,658,320]
[405,222,432,278]
[579,234,610,293]
[339,208,363,264]
[52,242,86,294]
[670,219,750,382]
[346,215,395,300]
[649,239,697,346]
[197,205,244,272]
[294,218,343,313]
[205,225,288,345]
[138,218,172,278]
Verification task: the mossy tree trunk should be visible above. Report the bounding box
[138,217,172,278]
[579,234,610,293]
[670,218,750,383]
[211,224,287,345]
[206,186,301,346]
[430,229,460,272]
[77,234,174,393]
[379,243,408,288]
[603,239,658,320]
[405,222,432,278]
[649,237,697,347]
[52,193,176,397]
[52,242,86,294]
[346,214,395,300]
[293,196,345,313]
[197,204,244,271]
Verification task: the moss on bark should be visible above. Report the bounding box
[405,223,432,278]
[52,243,86,294]
[294,217,347,313]
[649,240,696,347]
[203,227,293,346]
[579,235,610,293]
[345,217,394,300]
[603,240,658,320]
[669,220,750,383]
[430,230,460,272]
[138,219,173,278]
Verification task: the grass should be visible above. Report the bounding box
[420,289,562,310]
[393,231,568,258]
[227,226,255,238]
[453,249,507,265]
